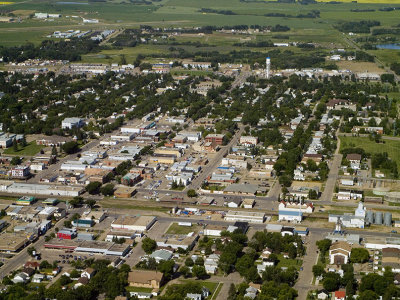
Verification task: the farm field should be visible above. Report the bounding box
[339,136,400,167]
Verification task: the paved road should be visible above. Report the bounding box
[28,139,100,183]
[294,232,321,300]
[0,216,67,280]
[188,125,245,190]
[320,125,342,203]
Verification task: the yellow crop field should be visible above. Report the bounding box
[317,0,400,3]
[0,2,14,4]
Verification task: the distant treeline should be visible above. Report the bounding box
[264,10,320,18]
[335,20,380,33]
[234,41,275,47]
[372,27,400,36]
[199,8,237,15]
[350,9,375,12]
[0,39,101,62]
[147,48,326,69]
[240,0,317,4]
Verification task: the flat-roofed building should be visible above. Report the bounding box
[156,233,199,250]
[225,210,265,223]
[0,233,29,252]
[111,216,156,232]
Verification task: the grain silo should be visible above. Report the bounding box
[374,212,383,225]
[384,212,392,227]
[366,210,374,224]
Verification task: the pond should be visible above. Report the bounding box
[376,44,400,50]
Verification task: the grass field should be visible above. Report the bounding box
[339,136,400,167]
[180,280,219,296]
[276,254,303,270]
[3,141,43,156]
[166,222,198,234]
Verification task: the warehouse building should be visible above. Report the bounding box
[224,210,265,223]
[111,216,156,232]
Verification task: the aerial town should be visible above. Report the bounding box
[1,1,400,300]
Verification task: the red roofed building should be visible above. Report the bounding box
[334,291,346,300]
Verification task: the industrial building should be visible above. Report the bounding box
[224,210,265,223]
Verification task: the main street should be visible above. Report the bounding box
[188,125,245,190]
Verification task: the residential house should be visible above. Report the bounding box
[81,268,96,279]
[334,291,346,300]
[204,254,220,274]
[12,272,29,284]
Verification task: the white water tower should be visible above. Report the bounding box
[266,57,271,79]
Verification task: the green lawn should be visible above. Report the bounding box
[3,141,43,156]
[166,222,198,235]
[211,282,223,300]
[276,254,303,270]
[339,136,400,167]
[180,280,219,297]
[126,286,153,293]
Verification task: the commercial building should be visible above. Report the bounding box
[17,196,36,206]
[239,136,258,146]
[57,228,77,240]
[111,216,156,232]
[61,117,84,129]
[44,239,130,256]
[2,182,83,197]
[224,210,265,223]
[205,134,224,145]
[224,184,266,195]
[114,187,137,198]
[0,233,30,252]
[156,233,199,250]
[278,210,303,222]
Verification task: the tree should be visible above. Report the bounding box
[350,248,370,263]
[100,183,114,196]
[192,265,207,279]
[316,239,332,254]
[69,196,83,207]
[323,276,340,292]
[12,138,18,152]
[62,141,79,154]
[219,252,236,274]
[142,237,157,254]
[228,283,237,300]
[59,275,72,286]
[185,257,194,267]
[195,257,204,266]
[85,182,102,195]
[51,146,58,156]
[187,189,197,198]
[158,260,175,280]
[180,265,190,278]
[359,290,378,300]
[85,199,96,209]
[10,156,21,165]
[70,269,80,278]
[312,265,325,277]
[27,246,36,257]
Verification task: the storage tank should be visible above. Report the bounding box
[384,212,392,226]
[366,210,374,224]
[374,212,383,225]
